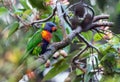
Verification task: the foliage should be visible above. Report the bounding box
[0,0,120,82]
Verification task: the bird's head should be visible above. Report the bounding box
[44,22,57,33]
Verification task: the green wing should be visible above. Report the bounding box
[19,29,43,64]
[27,29,43,52]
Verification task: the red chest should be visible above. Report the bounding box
[41,30,52,42]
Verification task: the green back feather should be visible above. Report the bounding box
[27,28,43,52]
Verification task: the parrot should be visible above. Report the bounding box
[18,22,57,81]
[27,22,57,55]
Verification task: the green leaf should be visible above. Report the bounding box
[81,31,93,41]
[66,27,72,34]
[99,52,117,73]
[20,0,30,9]
[109,36,120,45]
[52,29,63,42]
[27,29,43,52]
[43,59,69,81]
[13,5,24,15]
[80,49,90,58]
[54,15,60,25]
[94,56,99,68]
[113,43,120,51]
[84,64,95,82]
[75,68,84,75]
[100,53,115,62]
[45,0,50,2]
[116,1,120,13]
[22,9,32,19]
[28,0,47,10]
[85,72,95,82]
[114,68,120,73]
[28,0,52,15]
[0,7,8,16]
[98,44,114,57]
[8,21,19,37]
[14,9,23,15]
[100,74,120,82]
[93,33,104,41]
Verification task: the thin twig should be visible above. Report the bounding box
[77,34,102,55]
[76,64,86,73]
[31,7,57,25]
[72,46,88,65]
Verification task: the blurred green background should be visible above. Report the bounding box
[0,0,120,82]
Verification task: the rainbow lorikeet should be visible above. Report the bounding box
[27,22,57,55]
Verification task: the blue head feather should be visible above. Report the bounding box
[44,22,56,32]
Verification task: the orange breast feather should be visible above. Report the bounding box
[41,30,52,42]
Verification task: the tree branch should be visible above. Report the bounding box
[93,15,109,22]
[72,46,88,65]
[83,21,113,31]
[56,2,67,38]
[27,26,82,69]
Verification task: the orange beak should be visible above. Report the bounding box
[52,27,57,32]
